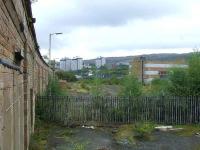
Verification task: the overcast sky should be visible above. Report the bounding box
[32,0,200,59]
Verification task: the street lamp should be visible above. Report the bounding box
[49,32,63,64]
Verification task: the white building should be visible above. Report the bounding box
[60,58,71,71]
[60,57,83,71]
[95,57,106,68]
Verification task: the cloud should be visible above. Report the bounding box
[34,0,182,27]
[32,0,199,59]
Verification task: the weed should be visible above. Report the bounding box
[174,125,200,136]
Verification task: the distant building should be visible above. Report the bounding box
[55,61,60,69]
[60,58,71,71]
[60,57,83,71]
[71,57,83,71]
[83,63,92,69]
[132,57,188,84]
[95,57,106,68]
[116,62,130,66]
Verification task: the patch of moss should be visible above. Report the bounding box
[55,128,74,141]
[113,122,156,145]
[73,142,88,150]
[114,125,136,145]
[174,125,200,137]
[193,144,200,150]
[29,118,56,150]
[133,122,156,141]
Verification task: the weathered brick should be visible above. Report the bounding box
[0,1,52,150]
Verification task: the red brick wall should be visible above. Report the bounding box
[0,0,52,150]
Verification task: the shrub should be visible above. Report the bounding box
[56,71,77,82]
[44,77,67,96]
[120,75,142,97]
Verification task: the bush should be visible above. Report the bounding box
[120,75,142,97]
[91,78,103,96]
[134,122,155,140]
[143,79,170,96]
[188,52,200,96]
[102,77,122,85]
[168,67,189,96]
[56,71,77,82]
[44,78,67,96]
[168,52,200,96]
[80,82,90,91]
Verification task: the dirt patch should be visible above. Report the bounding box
[47,126,200,150]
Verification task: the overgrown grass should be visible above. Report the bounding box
[114,122,156,145]
[29,118,55,150]
[73,142,88,150]
[133,122,156,140]
[44,77,68,96]
[114,125,136,145]
[174,124,200,136]
[193,144,200,150]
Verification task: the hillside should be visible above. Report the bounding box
[84,53,191,65]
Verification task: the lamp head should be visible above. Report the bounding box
[55,32,63,35]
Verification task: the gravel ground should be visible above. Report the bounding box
[47,127,200,150]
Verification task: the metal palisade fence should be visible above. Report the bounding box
[36,96,200,125]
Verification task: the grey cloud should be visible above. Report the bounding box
[95,42,197,52]
[32,0,189,51]
[54,0,181,26]
[34,24,73,50]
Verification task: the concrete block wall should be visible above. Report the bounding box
[0,0,52,149]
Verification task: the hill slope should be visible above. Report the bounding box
[84,53,191,65]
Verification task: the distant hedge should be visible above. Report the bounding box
[56,71,77,82]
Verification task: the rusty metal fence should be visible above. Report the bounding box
[36,96,200,125]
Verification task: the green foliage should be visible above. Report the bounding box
[174,125,200,137]
[56,71,77,82]
[101,76,122,85]
[143,79,170,96]
[120,75,142,97]
[144,52,200,96]
[44,78,67,96]
[29,118,53,150]
[168,67,190,96]
[114,125,136,145]
[74,144,86,150]
[188,52,200,96]
[97,65,129,78]
[80,82,90,91]
[114,123,156,145]
[168,52,200,96]
[91,78,103,96]
[133,122,155,140]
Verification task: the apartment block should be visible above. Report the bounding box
[95,57,106,68]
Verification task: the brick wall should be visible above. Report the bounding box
[0,0,52,150]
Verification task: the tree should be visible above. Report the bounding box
[120,75,142,97]
[91,78,103,96]
[168,52,200,96]
[143,79,170,96]
[56,71,77,82]
[45,78,67,96]
[168,67,190,96]
[188,52,200,96]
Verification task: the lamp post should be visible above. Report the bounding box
[48,33,62,96]
[140,56,146,85]
[49,32,63,65]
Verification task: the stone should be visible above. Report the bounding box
[155,126,173,131]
